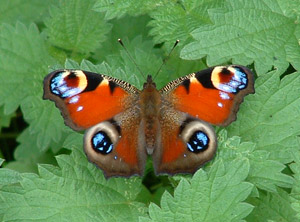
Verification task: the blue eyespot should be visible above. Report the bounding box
[92,131,113,154]
[187,131,209,153]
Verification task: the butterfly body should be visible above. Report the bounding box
[138,75,161,154]
[43,65,254,178]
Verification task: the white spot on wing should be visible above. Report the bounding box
[69,95,79,104]
[77,106,83,111]
[219,91,230,100]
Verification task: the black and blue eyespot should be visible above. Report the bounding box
[91,131,113,154]
[187,131,209,153]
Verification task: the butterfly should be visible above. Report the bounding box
[43,65,254,178]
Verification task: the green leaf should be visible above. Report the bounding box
[105,36,163,88]
[63,131,84,150]
[290,151,300,219]
[246,189,298,222]
[227,70,300,165]
[276,0,300,19]
[0,147,146,221]
[7,128,58,173]
[75,36,163,89]
[149,0,225,46]
[180,0,300,74]
[0,106,14,133]
[0,168,22,186]
[14,128,43,160]
[218,131,294,193]
[141,159,253,222]
[93,0,161,20]
[0,22,55,114]
[20,95,70,151]
[0,22,63,151]
[0,0,57,25]
[83,59,143,87]
[45,0,112,55]
[92,15,152,62]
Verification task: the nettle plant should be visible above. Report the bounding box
[0,0,300,221]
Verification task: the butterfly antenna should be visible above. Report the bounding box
[153,40,180,80]
[118,38,146,80]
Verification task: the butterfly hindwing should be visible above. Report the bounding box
[84,109,147,178]
[160,65,254,126]
[153,108,217,175]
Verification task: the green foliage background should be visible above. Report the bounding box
[0,0,300,221]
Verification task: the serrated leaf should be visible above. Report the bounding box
[0,0,57,25]
[93,0,161,20]
[63,57,145,88]
[107,36,163,87]
[0,22,55,114]
[92,15,152,62]
[0,22,63,153]
[21,95,70,150]
[141,159,253,222]
[83,58,142,87]
[14,128,43,160]
[180,0,300,74]
[45,0,112,55]
[63,131,84,150]
[13,126,68,173]
[246,188,297,221]
[0,147,146,221]
[218,131,294,193]
[96,36,163,88]
[227,70,300,165]
[149,0,225,47]
[0,168,22,186]
[5,129,58,174]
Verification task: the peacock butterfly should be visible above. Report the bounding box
[43,65,254,178]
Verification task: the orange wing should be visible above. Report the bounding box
[160,65,254,126]
[43,70,139,130]
[44,70,147,177]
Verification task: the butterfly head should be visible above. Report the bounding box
[143,75,156,89]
